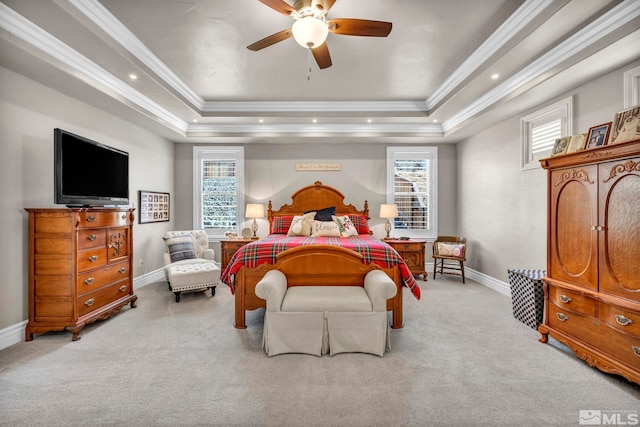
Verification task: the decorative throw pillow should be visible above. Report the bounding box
[347,214,371,235]
[271,216,293,234]
[437,242,465,258]
[287,212,316,236]
[306,206,336,221]
[332,215,358,237]
[163,235,196,263]
[311,220,342,237]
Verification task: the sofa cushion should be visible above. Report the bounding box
[281,286,372,312]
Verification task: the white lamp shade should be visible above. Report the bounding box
[292,16,328,48]
[245,204,264,219]
[379,204,398,219]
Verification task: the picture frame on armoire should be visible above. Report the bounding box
[139,190,170,224]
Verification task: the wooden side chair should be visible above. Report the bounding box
[432,236,467,283]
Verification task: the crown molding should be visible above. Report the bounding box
[66,0,204,110]
[443,0,640,135]
[0,2,189,133]
[201,100,427,114]
[187,122,443,137]
[424,0,558,112]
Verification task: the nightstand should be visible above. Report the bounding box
[383,239,427,279]
[220,238,254,270]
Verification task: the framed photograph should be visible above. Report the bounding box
[609,106,640,145]
[139,190,170,224]
[566,133,587,154]
[585,122,612,149]
[551,136,571,156]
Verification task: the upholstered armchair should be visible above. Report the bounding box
[162,230,220,302]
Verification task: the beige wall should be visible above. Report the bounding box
[0,67,175,330]
[456,62,633,283]
[174,142,457,257]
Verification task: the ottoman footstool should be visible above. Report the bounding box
[166,260,221,302]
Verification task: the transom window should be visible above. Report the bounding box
[521,96,572,170]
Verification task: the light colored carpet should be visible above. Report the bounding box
[1,276,638,426]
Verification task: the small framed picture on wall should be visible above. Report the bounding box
[139,190,170,224]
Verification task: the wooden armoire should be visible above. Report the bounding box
[538,138,640,384]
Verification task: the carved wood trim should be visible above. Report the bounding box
[603,159,640,183]
[553,168,594,187]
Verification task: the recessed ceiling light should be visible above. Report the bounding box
[312,119,317,123]
[129,74,138,80]
[259,119,264,123]
[367,119,372,123]
[192,119,198,123]
[491,73,500,80]
[433,119,438,123]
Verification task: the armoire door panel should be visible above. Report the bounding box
[550,167,598,289]
[599,158,640,301]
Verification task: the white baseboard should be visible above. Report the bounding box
[0,269,166,352]
[0,320,27,350]
[426,262,511,297]
[133,268,166,289]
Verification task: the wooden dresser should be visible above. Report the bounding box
[383,239,427,279]
[538,139,640,384]
[25,208,137,341]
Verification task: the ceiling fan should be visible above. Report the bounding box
[247,0,392,69]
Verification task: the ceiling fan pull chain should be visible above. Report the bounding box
[307,49,312,81]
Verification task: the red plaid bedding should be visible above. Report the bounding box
[221,234,421,300]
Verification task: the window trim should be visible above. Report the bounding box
[521,96,572,170]
[193,146,244,239]
[623,64,640,109]
[386,146,438,240]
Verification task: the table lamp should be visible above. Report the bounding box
[379,204,398,240]
[245,204,264,238]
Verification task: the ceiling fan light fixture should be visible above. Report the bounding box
[292,16,328,49]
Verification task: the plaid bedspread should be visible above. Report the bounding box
[221,234,421,300]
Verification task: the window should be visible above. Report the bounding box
[193,146,244,238]
[623,65,640,108]
[386,147,438,240]
[521,96,572,170]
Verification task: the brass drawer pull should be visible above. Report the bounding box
[633,346,640,357]
[615,314,634,326]
[86,216,97,222]
[556,312,568,322]
[121,214,127,220]
[119,267,126,274]
[84,278,94,285]
[85,298,95,307]
[559,294,572,303]
[88,234,97,241]
[119,285,127,292]
[88,255,98,262]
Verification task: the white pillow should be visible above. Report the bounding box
[287,212,316,236]
[311,220,342,237]
[332,215,358,237]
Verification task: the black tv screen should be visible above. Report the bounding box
[54,128,129,206]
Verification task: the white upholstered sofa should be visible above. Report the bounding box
[163,230,220,302]
[254,246,397,357]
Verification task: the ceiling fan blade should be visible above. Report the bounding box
[313,0,337,14]
[257,0,296,16]
[311,43,332,69]
[247,29,293,51]
[327,19,392,37]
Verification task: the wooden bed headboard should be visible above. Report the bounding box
[267,181,369,226]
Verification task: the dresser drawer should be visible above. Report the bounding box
[549,286,596,316]
[602,326,640,371]
[78,281,132,317]
[392,242,424,252]
[77,229,106,250]
[598,302,640,337]
[77,211,130,228]
[77,248,107,272]
[78,262,130,294]
[548,302,596,339]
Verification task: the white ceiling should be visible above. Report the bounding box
[1,0,639,144]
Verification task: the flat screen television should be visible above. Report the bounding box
[54,128,129,207]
